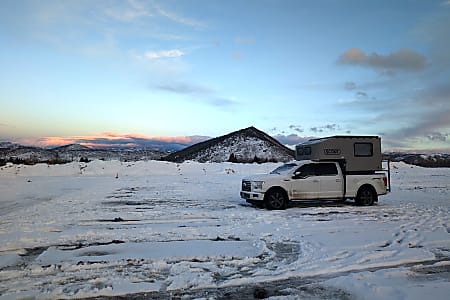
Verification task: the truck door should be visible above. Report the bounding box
[315,163,343,198]
[291,163,319,199]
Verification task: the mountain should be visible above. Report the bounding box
[52,144,92,151]
[0,144,50,165]
[79,141,188,152]
[0,143,168,165]
[163,126,295,163]
[0,142,19,149]
[384,153,450,168]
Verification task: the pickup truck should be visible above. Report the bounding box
[240,160,388,209]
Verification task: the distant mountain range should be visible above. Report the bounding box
[1,128,449,167]
[0,142,168,165]
[384,152,450,168]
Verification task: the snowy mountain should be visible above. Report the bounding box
[0,144,168,165]
[0,142,19,149]
[0,145,52,163]
[163,126,295,163]
[52,144,92,151]
[385,152,450,168]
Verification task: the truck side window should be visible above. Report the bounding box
[354,143,373,157]
[293,164,316,178]
[316,163,338,176]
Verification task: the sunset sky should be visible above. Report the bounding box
[1,0,449,152]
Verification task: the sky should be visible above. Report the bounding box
[0,0,449,152]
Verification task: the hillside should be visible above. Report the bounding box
[384,152,450,168]
[163,126,295,163]
[0,143,167,165]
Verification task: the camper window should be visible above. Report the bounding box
[296,146,311,156]
[354,142,373,157]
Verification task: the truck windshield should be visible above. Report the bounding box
[270,163,298,174]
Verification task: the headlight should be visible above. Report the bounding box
[252,181,264,190]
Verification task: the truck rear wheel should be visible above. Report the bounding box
[264,189,287,210]
[356,186,376,206]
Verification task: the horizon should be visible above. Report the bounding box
[1,1,449,153]
[1,127,449,154]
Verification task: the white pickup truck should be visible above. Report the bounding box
[240,160,389,209]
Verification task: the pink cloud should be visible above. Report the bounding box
[15,132,210,148]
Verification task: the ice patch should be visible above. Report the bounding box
[35,240,265,266]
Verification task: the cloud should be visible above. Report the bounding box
[210,98,236,107]
[289,125,304,133]
[427,132,448,142]
[377,83,450,151]
[356,91,368,98]
[8,1,205,58]
[18,133,211,148]
[144,49,184,59]
[274,134,311,146]
[273,124,353,147]
[156,82,212,95]
[153,3,206,29]
[336,13,450,152]
[310,124,341,133]
[103,0,154,22]
[337,80,450,151]
[154,80,237,108]
[101,0,206,29]
[399,84,449,136]
[338,48,427,74]
[388,111,449,140]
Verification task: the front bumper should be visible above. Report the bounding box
[240,191,264,201]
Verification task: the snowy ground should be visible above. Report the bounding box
[0,160,449,299]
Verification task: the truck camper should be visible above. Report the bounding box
[241,135,390,209]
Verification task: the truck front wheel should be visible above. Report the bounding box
[356,186,377,206]
[264,188,288,210]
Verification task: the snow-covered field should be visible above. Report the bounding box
[0,160,449,299]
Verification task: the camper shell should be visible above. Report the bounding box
[295,136,382,173]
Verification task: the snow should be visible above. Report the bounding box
[0,160,449,299]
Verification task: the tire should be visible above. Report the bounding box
[264,189,288,210]
[356,186,376,206]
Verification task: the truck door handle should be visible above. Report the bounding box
[336,179,341,182]
[313,180,319,183]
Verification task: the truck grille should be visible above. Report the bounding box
[242,180,251,192]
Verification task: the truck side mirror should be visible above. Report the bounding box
[293,171,302,179]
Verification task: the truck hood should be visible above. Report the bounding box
[243,173,288,182]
